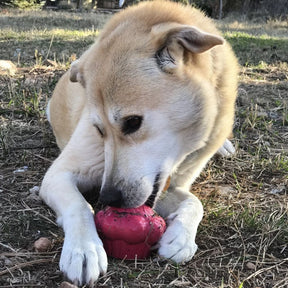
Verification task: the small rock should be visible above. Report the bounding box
[270,185,286,195]
[219,186,236,196]
[13,166,28,174]
[33,237,52,252]
[0,60,17,76]
[1,256,13,266]
[246,262,256,270]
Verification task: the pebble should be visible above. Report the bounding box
[246,262,256,270]
[33,237,52,252]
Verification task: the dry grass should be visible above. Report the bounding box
[0,8,287,288]
[218,16,288,38]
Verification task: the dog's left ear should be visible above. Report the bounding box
[152,23,224,72]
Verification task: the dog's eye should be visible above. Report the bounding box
[122,116,143,135]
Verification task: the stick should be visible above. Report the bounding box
[244,258,288,282]
[0,258,53,276]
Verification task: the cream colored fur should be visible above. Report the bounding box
[40,1,238,286]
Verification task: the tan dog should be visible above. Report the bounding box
[40,1,238,286]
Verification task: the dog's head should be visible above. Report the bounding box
[69,2,224,208]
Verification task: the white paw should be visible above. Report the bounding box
[60,232,108,286]
[158,213,198,263]
[217,139,235,157]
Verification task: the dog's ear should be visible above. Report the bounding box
[152,23,224,72]
[70,59,85,87]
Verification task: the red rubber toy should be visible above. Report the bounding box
[95,205,166,259]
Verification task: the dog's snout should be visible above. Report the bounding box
[99,186,123,207]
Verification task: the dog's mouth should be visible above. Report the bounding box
[145,174,171,207]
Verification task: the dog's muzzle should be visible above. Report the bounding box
[99,175,171,208]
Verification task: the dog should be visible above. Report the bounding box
[40,1,238,286]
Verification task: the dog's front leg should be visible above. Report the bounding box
[41,167,107,286]
[155,188,203,263]
[40,115,107,286]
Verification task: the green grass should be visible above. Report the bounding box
[225,32,288,66]
[218,17,288,67]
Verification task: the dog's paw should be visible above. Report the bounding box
[60,233,107,286]
[158,213,198,263]
[217,139,235,157]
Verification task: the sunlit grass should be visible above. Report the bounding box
[0,27,99,41]
[218,15,288,38]
[0,9,109,66]
[222,30,288,66]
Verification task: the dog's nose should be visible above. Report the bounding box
[99,186,123,207]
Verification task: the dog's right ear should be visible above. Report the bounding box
[70,59,85,87]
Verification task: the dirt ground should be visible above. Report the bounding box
[0,8,287,288]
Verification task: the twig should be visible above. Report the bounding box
[28,152,54,163]
[0,243,16,252]
[45,34,55,61]
[0,258,53,276]
[0,285,44,287]
[34,211,58,227]
[0,145,56,151]
[244,258,288,282]
[0,251,59,257]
